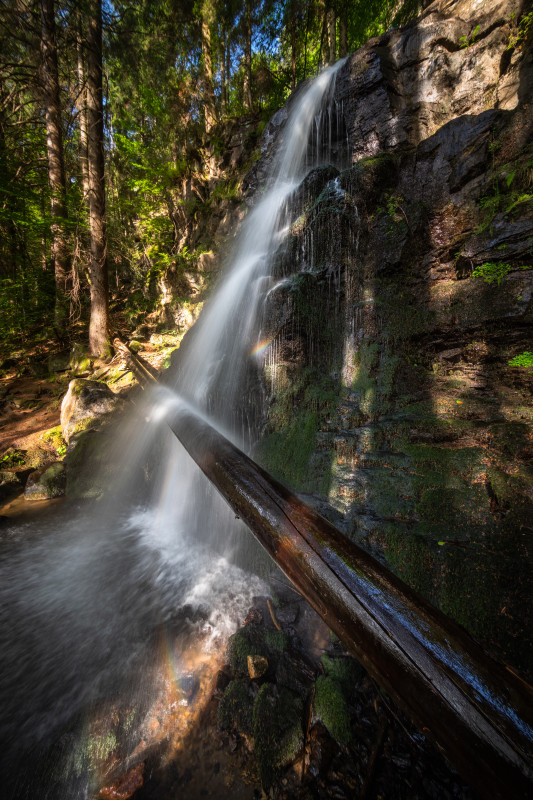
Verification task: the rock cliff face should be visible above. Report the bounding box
[253,0,533,676]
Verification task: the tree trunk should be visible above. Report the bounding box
[86,0,109,357]
[339,4,348,58]
[220,25,227,112]
[243,0,253,111]
[201,0,216,132]
[40,0,70,331]
[226,28,231,106]
[327,7,336,64]
[318,1,328,70]
[290,1,296,90]
[77,22,89,204]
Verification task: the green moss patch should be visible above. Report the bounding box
[252,684,303,789]
[226,624,289,676]
[218,679,254,735]
[314,674,352,746]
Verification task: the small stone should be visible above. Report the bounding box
[243,607,262,625]
[179,672,199,702]
[247,654,268,680]
[275,603,299,626]
[97,762,144,800]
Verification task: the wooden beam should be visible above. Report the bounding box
[166,400,533,800]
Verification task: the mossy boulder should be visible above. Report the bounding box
[226,623,289,676]
[63,428,120,499]
[217,679,255,735]
[320,653,364,689]
[313,674,352,746]
[252,683,303,789]
[24,461,66,500]
[60,379,124,443]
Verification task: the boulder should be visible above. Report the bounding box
[60,379,124,443]
[0,470,21,502]
[24,462,66,500]
[47,350,70,374]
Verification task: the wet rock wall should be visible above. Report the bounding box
[254,0,533,677]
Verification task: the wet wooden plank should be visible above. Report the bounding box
[168,402,533,800]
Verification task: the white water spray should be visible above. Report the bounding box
[0,61,346,797]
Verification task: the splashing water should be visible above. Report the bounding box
[0,60,346,797]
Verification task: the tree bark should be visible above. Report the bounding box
[77,21,89,204]
[290,1,296,90]
[40,0,70,331]
[327,7,336,64]
[339,5,347,58]
[220,25,227,112]
[201,0,216,132]
[243,0,253,111]
[226,27,231,106]
[86,0,109,357]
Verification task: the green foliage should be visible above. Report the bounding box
[476,152,533,232]
[471,262,531,285]
[507,11,533,51]
[508,351,533,371]
[459,24,481,48]
[41,425,67,457]
[0,448,26,468]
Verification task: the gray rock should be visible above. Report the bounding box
[60,379,124,443]
[24,462,66,500]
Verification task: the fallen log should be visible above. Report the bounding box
[167,401,533,800]
[114,342,533,799]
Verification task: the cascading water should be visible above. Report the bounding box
[0,61,346,798]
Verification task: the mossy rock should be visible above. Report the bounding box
[24,461,66,500]
[0,469,22,501]
[320,653,364,690]
[60,379,125,443]
[218,679,255,735]
[0,447,27,469]
[415,485,491,534]
[313,674,352,746]
[252,683,303,789]
[41,425,66,455]
[490,422,531,458]
[226,623,289,676]
[64,428,119,499]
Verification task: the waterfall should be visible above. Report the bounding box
[147,59,347,555]
[0,61,346,797]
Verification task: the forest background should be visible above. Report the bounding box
[0,0,430,360]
